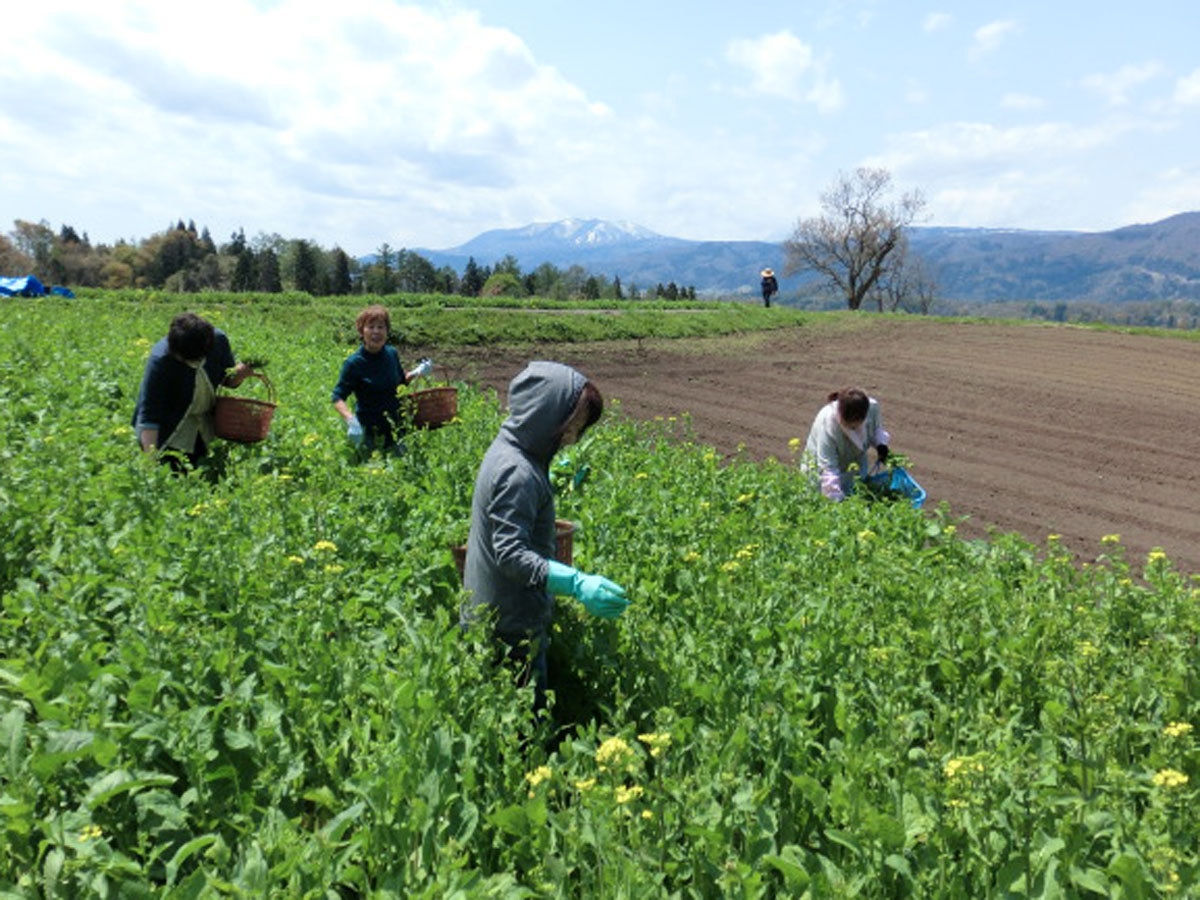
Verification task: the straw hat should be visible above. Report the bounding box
[761,267,775,277]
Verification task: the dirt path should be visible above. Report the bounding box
[436,319,1200,577]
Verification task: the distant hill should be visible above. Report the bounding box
[407,213,1200,303]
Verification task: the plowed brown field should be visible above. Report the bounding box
[438,318,1200,577]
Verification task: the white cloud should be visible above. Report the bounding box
[969,20,1017,60]
[923,12,953,32]
[724,31,843,112]
[1000,92,1046,111]
[864,119,1145,228]
[1081,62,1166,106]
[874,120,1123,170]
[1173,68,1200,105]
[1128,165,1200,223]
[0,0,625,249]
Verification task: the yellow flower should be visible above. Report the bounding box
[596,736,634,773]
[573,778,596,792]
[1047,534,1061,542]
[682,551,701,563]
[614,784,644,804]
[324,564,345,575]
[187,502,208,517]
[287,555,305,566]
[1147,548,1169,564]
[641,809,654,820]
[638,732,672,758]
[1076,640,1100,659]
[735,492,755,504]
[313,540,338,553]
[525,765,552,788]
[1101,533,1121,545]
[943,525,957,536]
[79,824,103,841]
[788,437,802,451]
[857,529,876,541]
[1163,722,1193,738]
[944,756,985,780]
[721,560,741,573]
[634,472,649,480]
[1151,768,1189,789]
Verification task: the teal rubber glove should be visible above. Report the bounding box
[546,560,629,619]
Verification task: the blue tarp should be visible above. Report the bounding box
[0,275,47,297]
[51,285,75,297]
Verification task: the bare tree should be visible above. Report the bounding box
[784,168,925,310]
[875,240,938,314]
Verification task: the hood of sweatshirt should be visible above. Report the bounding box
[501,361,587,466]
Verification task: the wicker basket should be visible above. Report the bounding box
[404,386,458,430]
[214,371,276,443]
[452,519,575,582]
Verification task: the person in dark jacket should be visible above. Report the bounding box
[132,312,254,469]
[461,361,629,712]
[331,304,431,456]
[760,267,779,307]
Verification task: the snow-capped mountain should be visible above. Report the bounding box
[510,218,665,245]
[435,217,685,263]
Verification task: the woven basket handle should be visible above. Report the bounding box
[219,368,275,403]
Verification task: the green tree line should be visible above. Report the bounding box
[0,218,695,300]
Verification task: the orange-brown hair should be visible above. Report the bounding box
[355,304,391,336]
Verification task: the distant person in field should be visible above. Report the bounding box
[132,312,256,471]
[331,304,432,457]
[461,361,629,714]
[803,386,892,501]
[760,267,778,307]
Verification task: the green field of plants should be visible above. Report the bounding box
[1,295,1197,898]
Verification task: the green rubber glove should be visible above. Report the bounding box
[546,560,629,619]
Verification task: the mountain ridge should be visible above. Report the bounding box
[409,212,1200,303]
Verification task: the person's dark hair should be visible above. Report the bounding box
[355,304,391,336]
[168,312,215,362]
[555,381,604,444]
[830,386,869,424]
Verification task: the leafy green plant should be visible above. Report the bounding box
[0,295,1196,896]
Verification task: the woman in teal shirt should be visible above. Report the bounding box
[331,304,431,455]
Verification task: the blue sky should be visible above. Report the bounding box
[3,0,1199,255]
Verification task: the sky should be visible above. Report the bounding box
[3,0,1199,256]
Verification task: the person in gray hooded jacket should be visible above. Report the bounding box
[461,361,629,711]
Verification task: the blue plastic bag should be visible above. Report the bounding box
[862,465,926,509]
